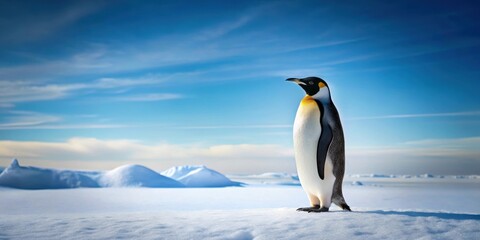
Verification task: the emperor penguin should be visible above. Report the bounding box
[287,76,351,212]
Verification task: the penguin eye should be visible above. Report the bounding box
[309,81,314,85]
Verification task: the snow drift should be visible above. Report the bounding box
[99,164,184,188]
[162,165,242,187]
[0,159,99,189]
[0,159,240,189]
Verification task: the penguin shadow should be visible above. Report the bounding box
[359,210,480,220]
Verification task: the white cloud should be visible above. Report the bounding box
[347,146,479,159]
[1,2,104,44]
[1,123,130,130]
[348,136,480,159]
[346,137,480,175]
[0,2,370,83]
[405,137,480,147]
[196,15,253,40]
[0,75,172,106]
[0,80,84,104]
[172,124,291,130]
[114,93,183,102]
[0,111,128,130]
[0,9,261,80]
[93,76,166,89]
[0,138,294,174]
[1,137,479,175]
[348,110,480,120]
[0,103,14,108]
[0,111,61,129]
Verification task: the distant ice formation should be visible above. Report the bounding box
[162,165,242,187]
[0,159,99,189]
[99,164,184,188]
[0,159,240,189]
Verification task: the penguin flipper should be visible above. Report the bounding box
[315,100,333,180]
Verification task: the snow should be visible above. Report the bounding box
[162,165,241,187]
[0,159,100,189]
[349,173,480,180]
[0,161,479,239]
[254,172,296,178]
[99,164,184,188]
[0,181,479,239]
[229,172,300,186]
[351,181,363,186]
[0,160,239,189]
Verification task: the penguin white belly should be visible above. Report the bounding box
[293,97,336,207]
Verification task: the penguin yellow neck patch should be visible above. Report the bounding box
[301,95,316,106]
[318,82,326,88]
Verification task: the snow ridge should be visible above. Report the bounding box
[0,159,100,189]
[0,159,240,189]
[99,164,184,188]
[162,165,242,187]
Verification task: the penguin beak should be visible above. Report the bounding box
[286,78,306,85]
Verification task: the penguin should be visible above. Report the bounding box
[287,76,351,212]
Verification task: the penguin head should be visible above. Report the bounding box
[286,76,330,99]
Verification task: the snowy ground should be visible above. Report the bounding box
[1,177,479,240]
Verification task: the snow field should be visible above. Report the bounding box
[1,160,479,239]
[1,184,479,239]
[1,209,479,240]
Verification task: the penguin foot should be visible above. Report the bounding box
[341,203,352,211]
[296,206,329,213]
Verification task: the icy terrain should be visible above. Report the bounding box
[162,165,242,187]
[99,164,184,188]
[0,160,238,189]
[0,161,479,239]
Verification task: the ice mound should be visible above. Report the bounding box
[418,173,434,178]
[0,159,99,189]
[100,164,184,188]
[351,181,364,186]
[162,165,242,187]
[256,172,292,178]
[0,160,240,189]
[252,172,299,181]
[227,172,300,186]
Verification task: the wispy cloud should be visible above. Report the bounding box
[0,1,104,44]
[197,15,253,40]
[0,138,294,173]
[0,2,368,82]
[0,103,15,108]
[348,145,480,159]
[405,137,480,148]
[0,75,170,106]
[280,37,368,54]
[348,136,480,159]
[0,111,61,128]
[269,68,334,78]
[346,136,480,174]
[171,124,291,130]
[348,110,480,120]
[1,136,478,174]
[113,93,184,102]
[0,111,128,130]
[0,124,129,130]
[0,80,83,104]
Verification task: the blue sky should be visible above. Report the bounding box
[0,0,479,174]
